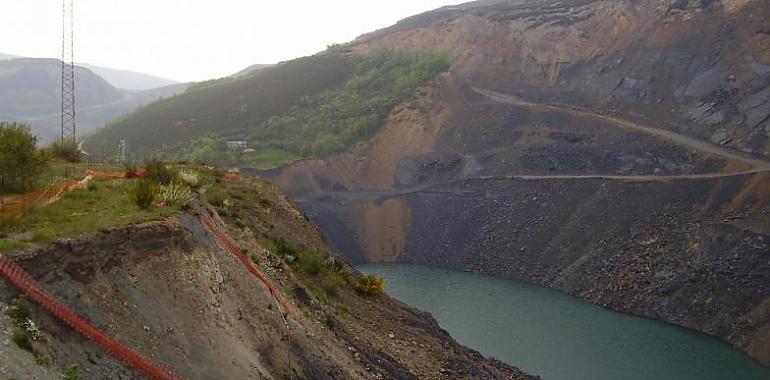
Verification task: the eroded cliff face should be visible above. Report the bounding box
[264,0,770,365]
[0,187,533,379]
[355,0,770,155]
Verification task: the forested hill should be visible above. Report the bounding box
[83,50,449,166]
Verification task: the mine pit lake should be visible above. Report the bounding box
[357,263,770,380]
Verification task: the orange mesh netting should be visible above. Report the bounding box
[0,254,184,380]
[198,214,293,315]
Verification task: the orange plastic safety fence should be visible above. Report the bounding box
[0,179,79,220]
[0,255,185,380]
[198,214,293,315]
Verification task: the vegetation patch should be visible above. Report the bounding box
[0,176,175,250]
[63,364,84,380]
[144,159,178,185]
[89,49,448,168]
[6,297,41,352]
[251,49,449,156]
[129,179,157,210]
[0,122,48,193]
[355,274,385,296]
[47,140,81,163]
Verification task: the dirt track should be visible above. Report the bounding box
[473,87,770,177]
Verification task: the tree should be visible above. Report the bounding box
[0,122,49,193]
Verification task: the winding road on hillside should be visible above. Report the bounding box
[472,87,770,173]
[295,88,770,202]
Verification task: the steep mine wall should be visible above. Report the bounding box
[354,0,770,156]
[290,172,770,365]
[264,0,770,365]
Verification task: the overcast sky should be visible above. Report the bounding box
[0,0,458,82]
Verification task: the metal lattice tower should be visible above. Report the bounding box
[61,0,76,143]
[118,140,128,163]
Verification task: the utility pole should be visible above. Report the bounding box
[61,0,76,143]
[118,140,128,163]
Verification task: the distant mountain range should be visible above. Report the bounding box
[78,63,179,90]
[0,54,187,144]
[0,52,179,90]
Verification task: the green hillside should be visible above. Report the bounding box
[84,53,353,158]
[84,49,449,166]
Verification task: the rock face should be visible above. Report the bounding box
[265,0,770,366]
[354,0,770,155]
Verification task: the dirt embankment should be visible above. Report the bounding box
[0,193,534,380]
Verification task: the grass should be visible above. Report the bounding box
[266,238,350,301]
[63,364,83,380]
[242,148,299,169]
[0,178,176,251]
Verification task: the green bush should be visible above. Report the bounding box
[144,159,177,185]
[12,330,32,352]
[6,297,32,323]
[274,238,298,259]
[355,274,384,296]
[129,179,157,209]
[35,353,50,366]
[294,250,328,276]
[47,139,81,162]
[63,364,83,380]
[0,122,49,193]
[204,186,225,206]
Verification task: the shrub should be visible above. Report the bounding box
[205,186,229,207]
[158,182,193,207]
[35,353,50,366]
[144,159,177,185]
[0,122,49,192]
[294,250,328,276]
[323,315,337,330]
[86,180,98,192]
[12,330,32,351]
[274,238,298,259]
[129,179,157,209]
[355,274,384,296]
[178,169,200,188]
[6,297,32,322]
[47,139,81,162]
[64,364,84,380]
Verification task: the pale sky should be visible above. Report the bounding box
[0,0,459,82]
